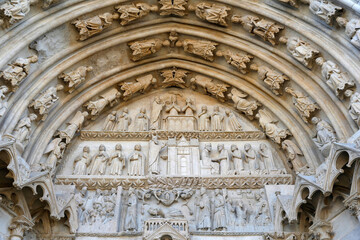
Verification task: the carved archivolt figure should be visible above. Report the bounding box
[134,108,149,131]
[255,109,291,144]
[13,113,37,146]
[189,2,230,26]
[309,0,342,25]
[337,17,360,49]
[0,86,9,117]
[275,0,301,8]
[232,15,284,45]
[244,143,257,171]
[160,67,188,88]
[198,105,211,131]
[0,55,38,91]
[311,117,337,150]
[116,108,131,131]
[125,188,138,231]
[216,50,253,74]
[252,65,289,95]
[285,87,320,123]
[190,75,229,102]
[148,135,166,175]
[108,144,125,175]
[103,111,117,131]
[128,144,145,176]
[228,88,260,118]
[58,111,88,144]
[196,187,211,230]
[281,140,307,173]
[72,12,119,41]
[0,0,32,28]
[120,74,157,99]
[128,39,164,61]
[211,106,224,131]
[159,0,187,16]
[115,3,158,26]
[29,84,64,120]
[349,92,360,126]
[258,143,276,171]
[89,145,109,175]
[231,144,243,173]
[42,138,66,175]
[177,39,218,61]
[58,66,93,93]
[213,189,227,231]
[73,146,91,175]
[84,88,121,117]
[316,57,355,97]
[280,37,319,69]
[150,97,164,130]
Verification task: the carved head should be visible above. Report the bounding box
[80,187,87,195]
[311,117,320,125]
[217,144,224,151]
[0,85,9,94]
[83,146,90,153]
[260,143,267,151]
[134,144,142,151]
[336,17,348,27]
[231,144,238,152]
[112,111,117,115]
[244,143,252,151]
[315,57,325,66]
[56,84,64,91]
[201,105,207,112]
[344,89,354,98]
[123,107,129,113]
[82,111,89,117]
[214,189,221,195]
[29,55,39,63]
[29,113,37,121]
[225,109,231,116]
[115,144,122,151]
[99,144,106,151]
[204,143,211,151]
[213,106,220,112]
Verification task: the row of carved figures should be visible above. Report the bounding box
[75,186,271,232]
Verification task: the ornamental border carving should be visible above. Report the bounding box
[80,130,266,141]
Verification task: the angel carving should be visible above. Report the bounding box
[115,3,158,25]
[128,39,164,61]
[228,88,260,118]
[255,109,291,144]
[84,88,121,117]
[120,74,157,99]
[216,50,253,74]
[190,75,229,102]
[159,0,188,16]
[178,39,218,61]
[190,2,231,26]
[160,67,188,88]
[59,66,93,93]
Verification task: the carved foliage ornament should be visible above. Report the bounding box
[160,67,188,89]
[159,0,188,16]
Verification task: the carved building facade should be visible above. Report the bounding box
[0,0,360,240]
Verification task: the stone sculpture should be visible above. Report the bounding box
[255,109,291,144]
[213,189,227,231]
[225,110,243,131]
[84,88,121,117]
[116,108,131,131]
[58,111,88,143]
[150,97,165,130]
[231,144,243,173]
[0,55,38,91]
[244,144,258,171]
[115,3,158,26]
[158,0,187,16]
[13,113,37,146]
[212,144,230,175]
[311,117,336,155]
[128,144,145,176]
[0,85,9,117]
[316,57,355,97]
[134,108,149,131]
[200,143,215,174]
[58,66,93,93]
[196,187,211,230]
[211,106,224,131]
[228,88,260,118]
[103,111,117,131]
[108,144,125,175]
[275,0,301,8]
[88,145,109,175]
[128,39,164,61]
[73,146,91,175]
[42,138,66,175]
[309,0,342,25]
[280,37,319,69]
[251,65,289,95]
[75,187,88,224]
[0,0,32,28]
[216,50,253,74]
[72,12,119,41]
[120,74,157,99]
[232,15,284,45]
[198,105,211,131]
[160,67,188,88]
[125,188,138,231]
[182,98,196,116]
[29,84,64,120]
[190,75,229,101]
[258,143,276,171]
[349,92,360,126]
[336,17,360,49]
[281,140,307,173]
[177,39,218,61]
[285,87,320,123]
[189,2,231,26]
[148,135,167,175]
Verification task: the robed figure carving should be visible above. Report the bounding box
[108,144,126,175]
[150,97,165,130]
[196,187,211,230]
[148,135,167,175]
[244,144,257,171]
[89,145,109,175]
[73,146,91,175]
[198,105,211,131]
[211,106,224,131]
[128,144,145,176]
[213,189,227,231]
[134,108,149,131]
[125,188,138,231]
[212,144,230,175]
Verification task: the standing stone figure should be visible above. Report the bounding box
[103,111,117,131]
[58,66,93,93]
[125,187,138,231]
[336,17,360,49]
[281,140,306,173]
[148,135,166,175]
[201,144,215,175]
[231,144,244,174]
[211,106,224,131]
[0,86,9,117]
[196,187,211,230]
[225,110,243,131]
[309,0,342,25]
[13,113,37,145]
[74,187,88,224]
[311,117,337,155]
[258,143,276,171]
[244,144,258,171]
[134,108,149,131]
[213,189,227,231]
[349,92,360,126]
[42,138,66,175]
[89,145,109,175]
[108,144,126,175]
[58,111,88,144]
[128,144,145,176]
[190,2,231,26]
[150,97,165,130]
[198,105,211,131]
[212,144,230,175]
[116,108,131,131]
[73,146,91,175]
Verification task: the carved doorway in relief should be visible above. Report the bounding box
[161,235,173,240]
